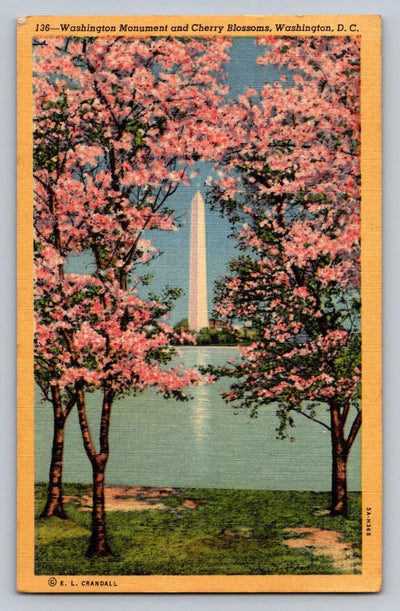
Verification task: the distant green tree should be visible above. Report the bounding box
[173,318,190,333]
[197,326,239,345]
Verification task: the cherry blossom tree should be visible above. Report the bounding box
[34,90,81,518]
[33,35,231,553]
[208,36,361,517]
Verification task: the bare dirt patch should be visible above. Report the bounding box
[283,527,360,573]
[64,486,206,513]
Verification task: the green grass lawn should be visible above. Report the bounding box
[35,484,361,576]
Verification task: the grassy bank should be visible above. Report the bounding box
[35,484,361,575]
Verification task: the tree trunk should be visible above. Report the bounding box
[87,456,112,558]
[40,387,67,519]
[76,382,114,557]
[331,444,349,516]
[330,400,349,517]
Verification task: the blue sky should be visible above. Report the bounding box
[66,38,280,325]
[140,38,280,325]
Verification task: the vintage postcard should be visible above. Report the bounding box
[17,15,381,592]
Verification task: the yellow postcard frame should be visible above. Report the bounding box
[17,14,381,593]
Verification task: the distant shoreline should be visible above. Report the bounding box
[176,344,241,349]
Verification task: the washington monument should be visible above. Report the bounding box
[188,191,208,331]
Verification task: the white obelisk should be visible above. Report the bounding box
[188,191,208,331]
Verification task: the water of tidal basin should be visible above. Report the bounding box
[35,346,360,491]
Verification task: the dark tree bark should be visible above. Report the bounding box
[331,442,349,517]
[40,386,74,519]
[87,455,112,557]
[76,382,114,557]
[330,400,361,517]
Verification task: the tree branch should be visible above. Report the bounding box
[75,383,97,463]
[345,410,362,451]
[291,407,331,432]
[62,391,77,420]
